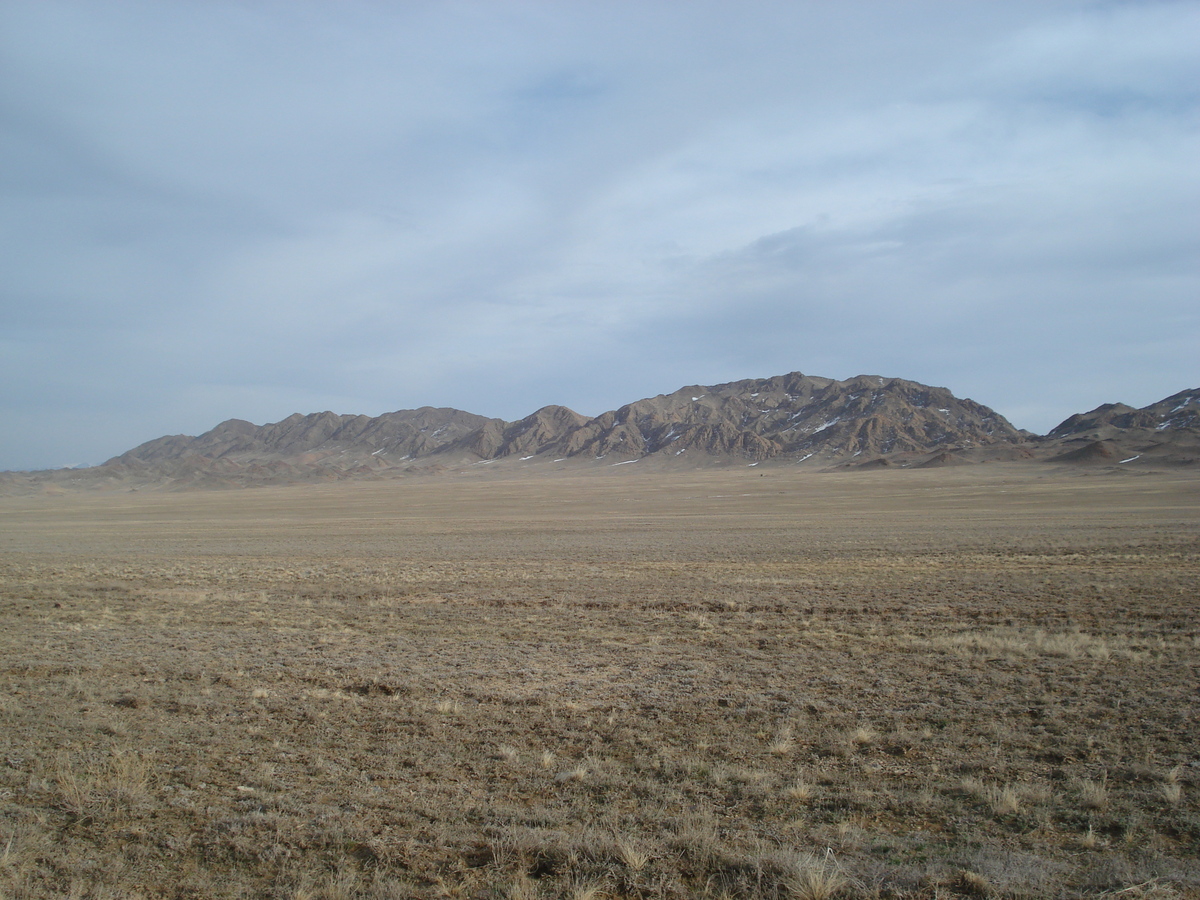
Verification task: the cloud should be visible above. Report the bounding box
[1,0,1197,469]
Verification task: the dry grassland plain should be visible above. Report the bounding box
[0,465,1198,899]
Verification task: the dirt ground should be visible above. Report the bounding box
[0,465,1197,899]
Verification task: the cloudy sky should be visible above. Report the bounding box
[2,0,1197,470]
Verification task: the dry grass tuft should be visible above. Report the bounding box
[307,868,364,900]
[506,872,540,900]
[1158,781,1182,805]
[568,879,607,900]
[1078,776,1110,811]
[555,763,588,783]
[769,723,795,756]
[956,869,994,896]
[786,850,846,900]
[986,784,1021,817]
[54,747,152,817]
[849,725,877,747]
[1097,879,1187,899]
[613,836,651,872]
[785,777,818,802]
[1159,765,1183,804]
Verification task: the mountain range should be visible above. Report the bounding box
[5,372,1198,491]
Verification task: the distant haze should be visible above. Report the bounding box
[2,1,1197,470]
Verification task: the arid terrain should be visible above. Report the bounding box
[0,466,1197,899]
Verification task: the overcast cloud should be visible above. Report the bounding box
[2,0,1197,470]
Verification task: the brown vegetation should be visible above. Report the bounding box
[0,466,1197,898]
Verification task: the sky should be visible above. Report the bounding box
[2,1,1197,470]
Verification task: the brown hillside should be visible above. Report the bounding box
[8,375,1198,492]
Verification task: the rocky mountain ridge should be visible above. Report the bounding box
[1048,388,1200,440]
[107,372,1028,475]
[1040,388,1200,467]
[108,407,501,467]
[4,373,1197,491]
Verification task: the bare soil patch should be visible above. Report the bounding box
[1,466,1197,898]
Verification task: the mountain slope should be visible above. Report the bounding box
[1042,388,1200,466]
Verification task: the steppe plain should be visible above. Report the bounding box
[0,464,1197,899]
